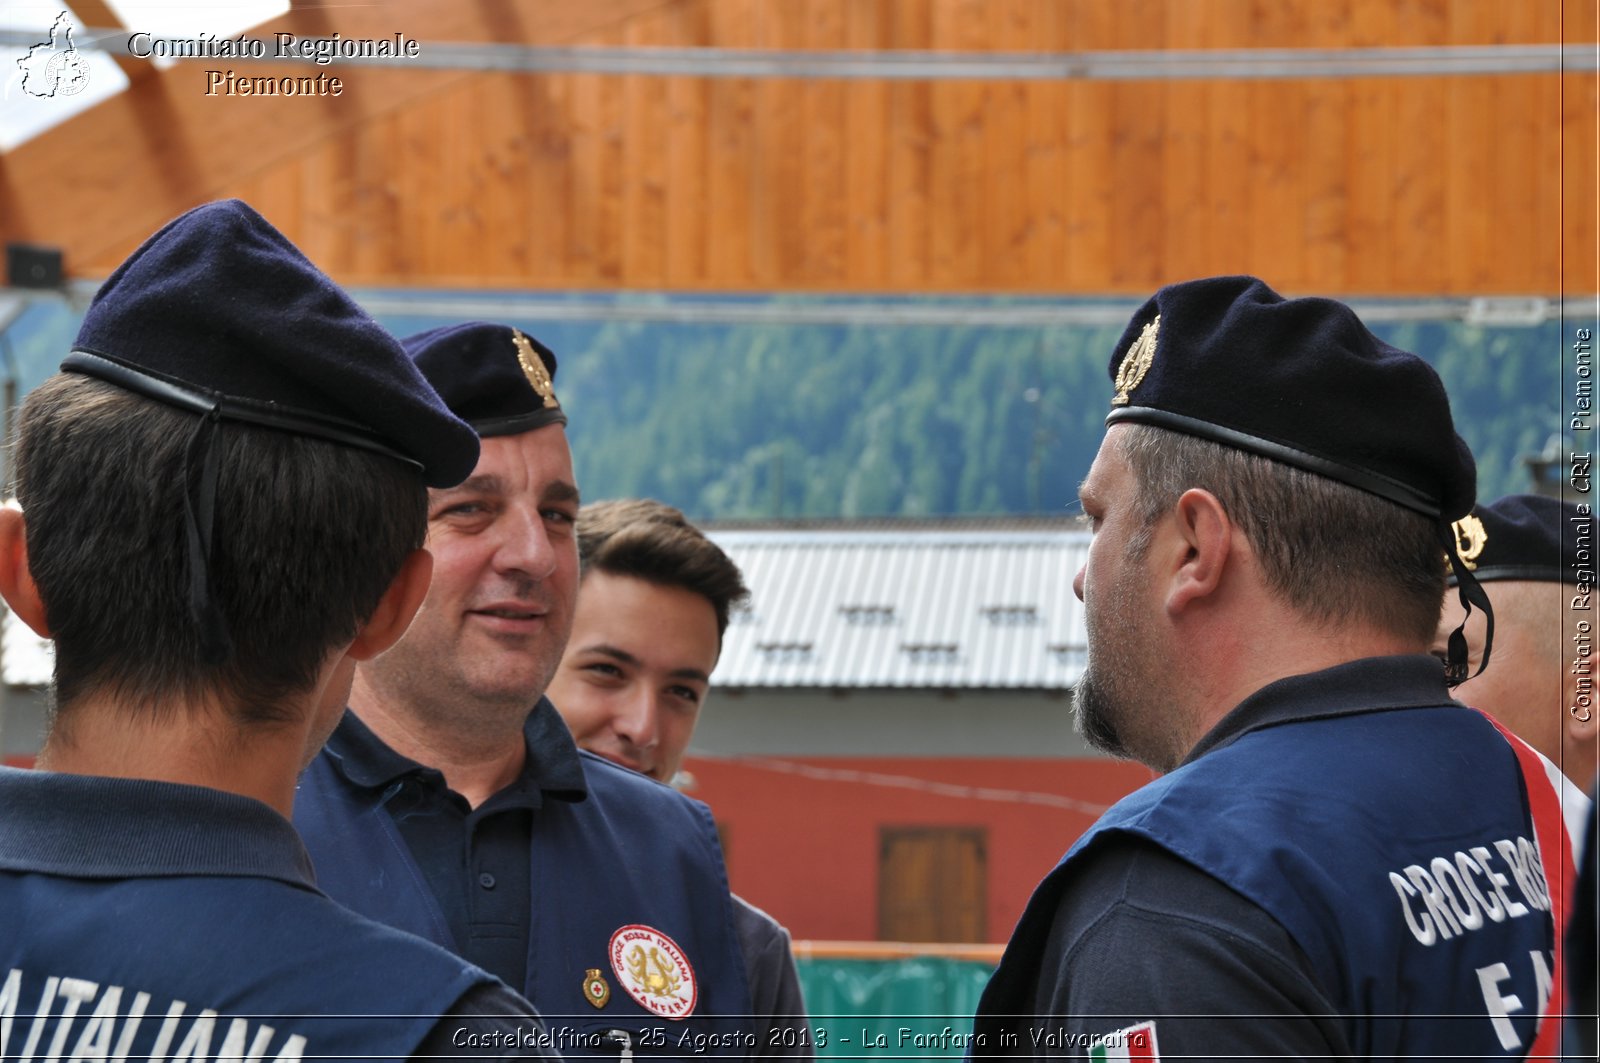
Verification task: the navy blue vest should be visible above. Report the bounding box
[295,729,754,1058]
[978,705,1559,1059]
[1,875,491,1061]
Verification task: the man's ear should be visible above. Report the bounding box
[347,548,433,661]
[1568,701,1600,744]
[0,506,51,638]
[1166,488,1233,616]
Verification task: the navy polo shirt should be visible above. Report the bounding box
[0,765,317,881]
[320,703,587,990]
[0,767,561,1060]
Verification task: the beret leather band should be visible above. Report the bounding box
[1106,405,1446,519]
[1468,565,1571,584]
[470,408,568,439]
[63,351,425,474]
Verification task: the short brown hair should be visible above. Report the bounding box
[1118,424,1445,644]
[576,499,748,641]
[12,373,427,726]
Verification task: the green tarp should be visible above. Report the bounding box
[794,957,995,1059]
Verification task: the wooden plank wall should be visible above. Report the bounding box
[3,0,1595,295]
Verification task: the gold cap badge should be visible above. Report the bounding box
[1112,315,1159,407]
[512,329,560,410]
[583,968,611,1009]
[1450,513,1487,571]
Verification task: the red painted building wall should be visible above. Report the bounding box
[4,747,1149,946]
[682,755,1153,944]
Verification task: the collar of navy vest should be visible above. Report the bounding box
[1182,654,1454,768]
[323,699,588,802]
[0,766,315,886]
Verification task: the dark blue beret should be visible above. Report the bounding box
[67,199,479,488]
[402,322,567,438]
[1450,494,1593,584]
[1105,275,1476,521]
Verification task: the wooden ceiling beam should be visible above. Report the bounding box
[65,0,150,85]
[0,0,670,274]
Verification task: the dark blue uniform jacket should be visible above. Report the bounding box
[975,657,1562,1059]
[295,700,754,1059]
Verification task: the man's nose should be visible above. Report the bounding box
[614,689,662,753]
[494,506,559,581]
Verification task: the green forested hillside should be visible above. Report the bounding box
[4,299,1568,518]
[544,315,1566,520]
[1387,320,1566,507]
[554,319,1124,518]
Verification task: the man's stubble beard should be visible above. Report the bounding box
[357,624,562,744]
[1073,666,1130,759]
[1072,552,1167,768]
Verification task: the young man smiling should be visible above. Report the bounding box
[546,499,812,1060]
[549,500,740,785]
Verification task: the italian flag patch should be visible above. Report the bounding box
[1088,1021,1159,1061]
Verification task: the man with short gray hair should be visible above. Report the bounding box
[974,275,1571,1060]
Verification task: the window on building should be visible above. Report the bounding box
[878,826,986,943]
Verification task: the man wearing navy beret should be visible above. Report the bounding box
[0,202,556,1059]
[1438,494,1598,1057]
[973,276,1571,1059]
[1439,495,1597,800]
[295,323,756,1059]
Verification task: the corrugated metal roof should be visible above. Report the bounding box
[708,523,1090,690]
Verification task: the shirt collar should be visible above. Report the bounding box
[322,697,588,802]
[0,767,316,887]
[1182,654,1454,767]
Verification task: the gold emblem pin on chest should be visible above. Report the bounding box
[583,967,612,1009]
